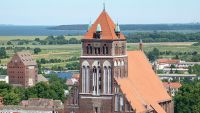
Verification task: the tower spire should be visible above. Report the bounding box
[103,1,106,11]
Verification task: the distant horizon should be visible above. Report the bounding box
[1,0,200,25]
[1,22,200,26]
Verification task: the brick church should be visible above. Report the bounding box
[65,8,173,113]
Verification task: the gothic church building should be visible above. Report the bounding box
[65,9,173,113]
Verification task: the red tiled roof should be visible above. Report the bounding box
[115,51,171,113]
[157,59,180,64]
[163,82,182,89]
[84,10,125,40]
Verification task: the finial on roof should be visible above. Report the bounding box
[87,19,92,31]
[103,1,106,11]
[96,24,102,32]
[115,23,120,32]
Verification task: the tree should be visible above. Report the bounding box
[147,51,156,62]
[152,48,160,58]
[0,68,7,75]
[3,92,20,105]
[189,64,200,76]
[0,47,7,59]
[34,38,40,42]
[34,48,41,54]
[191,55,200,62]
[7,41,12,45]
[147,48,160,62]
[50,81,65,101]
[69,38,78,44]
[174,80,200,113]
[40,58,47,64]
[66,62,80,70]
[174,55,179,59]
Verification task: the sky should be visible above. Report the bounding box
[0,0,200,25]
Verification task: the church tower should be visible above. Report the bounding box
[78,9,128,112]
[65,7,173,113]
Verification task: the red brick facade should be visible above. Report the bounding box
[7,52,38,88]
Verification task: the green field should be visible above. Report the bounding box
[0,36,199,68]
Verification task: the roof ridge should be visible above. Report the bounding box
[104,11,116,39]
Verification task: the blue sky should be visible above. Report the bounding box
[0,0,200,25]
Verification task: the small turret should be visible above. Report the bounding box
[139,39,143,51]
[115,23,121,38]
[87,21,92,31]
[96,24,102,32]
[94,24,102,39]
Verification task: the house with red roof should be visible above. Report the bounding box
[163,82,182,97]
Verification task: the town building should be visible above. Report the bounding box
[7,52,38,88]
[0,97,64,113]
[158,74,198,82]
[163,82,182,97]
[20,98,64,112]
[64,8,173,113]
[156,59,200,74]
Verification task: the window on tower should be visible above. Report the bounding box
[98,48,100,54]
[86,46,89,54]
[90,47,93,54]
[115,44,118,55]
[103,46,105,54]
[106,46,108,54]
[103,44,109,55]
[86,44,93,54]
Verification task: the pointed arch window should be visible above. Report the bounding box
[92,66,97,95]
[82,61,90,93]
[82,66,86,93]
[108,66,112,94]
[103,66,108,94]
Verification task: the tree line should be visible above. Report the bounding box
[146,48,200,62]
[35,35,81,45]
[37,57,79,64]
[126,32,200,43]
